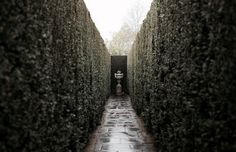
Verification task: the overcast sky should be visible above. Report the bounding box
[84,0,152,41]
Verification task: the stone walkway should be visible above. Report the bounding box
[85,96,157,152]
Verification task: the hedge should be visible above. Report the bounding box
[0,0,110,151]
[128,0,236,151]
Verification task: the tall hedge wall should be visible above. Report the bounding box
[0,0,110,151]
[128,0,236,151]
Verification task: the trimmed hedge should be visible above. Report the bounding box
[128,0,236,151]
[0,0,110,151]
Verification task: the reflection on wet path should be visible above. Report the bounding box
[85,96,157,152]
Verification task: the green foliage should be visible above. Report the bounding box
[128,0,236,151]
[0,0,110,151]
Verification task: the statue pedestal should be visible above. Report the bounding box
[116,80,122,96]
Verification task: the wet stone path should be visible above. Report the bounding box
[85,96,156,152]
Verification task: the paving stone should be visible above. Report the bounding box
[85,96,157,152]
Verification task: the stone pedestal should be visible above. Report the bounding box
[116,80,122,96]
